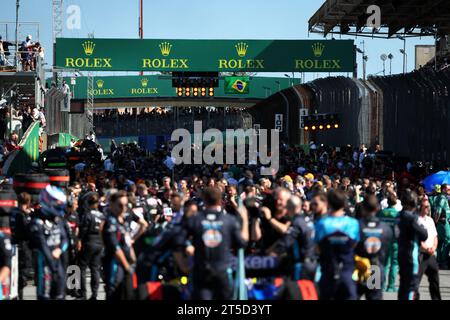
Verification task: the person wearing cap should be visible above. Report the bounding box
[0,36,5,66]
[281,175,294,192]
[20,35,33,71]
[303,173,315,200]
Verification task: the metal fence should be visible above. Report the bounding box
[249,67,450,164]
[45,87,90,140]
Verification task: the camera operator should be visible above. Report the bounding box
[135,183,161,224]
[224,185,239,216]
[254,188,292,250]
[268,195,316,281]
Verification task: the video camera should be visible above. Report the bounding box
[243,196,263,219]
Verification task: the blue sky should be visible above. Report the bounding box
[0,0,435,81]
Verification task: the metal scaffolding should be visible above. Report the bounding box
[86,73,94,134]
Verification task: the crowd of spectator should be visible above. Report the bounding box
[0,34,43,71]
[11,139,445,300]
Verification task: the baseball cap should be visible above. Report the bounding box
[304,173,314,181]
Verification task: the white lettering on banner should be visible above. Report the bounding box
[275,114,283,132]
[230,255,278,270]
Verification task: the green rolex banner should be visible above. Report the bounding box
[55,38,355,72]
[225,77,250,94]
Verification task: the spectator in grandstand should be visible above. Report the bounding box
[86,130,96,142]
[4,131,21,155]
[38,107,46,129]
[110,139,118,155]
[33,42,44,67]
[0,36,4,66]
[20,35,34,71]
[61,80,70,95]
[21,106,33,133]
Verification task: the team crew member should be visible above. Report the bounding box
[78,193,105,300]
[355,195,392,300]
[29,186,69,300]
[269,196,317,280]
[397,190,428,300]
[377,192,399,292]
[417,195,441,300]
[310,191,328,221]
[0,207,12,300]
[102,191,137,300]
[314,189,360,300]
[179,187,248,300]
[9,192,32,299]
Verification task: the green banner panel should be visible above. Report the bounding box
[64,75,293,100]
[56,38,355,72]
[4,122,41,176]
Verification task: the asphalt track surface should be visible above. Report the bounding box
[21,270,450,300]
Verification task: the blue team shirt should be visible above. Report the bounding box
[314,215,360,274]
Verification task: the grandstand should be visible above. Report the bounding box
[309,0,450,38]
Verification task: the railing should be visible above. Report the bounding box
[0,49,44,72]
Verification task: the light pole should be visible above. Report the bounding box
[400,49,408,74]
[380,54,387,76]
[388,53,394,75]
[139,0,144,76]
[284,74,293,87]
[15,0,19,69]
[397,35,407,74]
[356,40,367,80]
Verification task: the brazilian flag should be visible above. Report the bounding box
[225,76,250,94]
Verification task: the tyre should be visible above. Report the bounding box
[44,169,70,188]
[0,190,18,216]
[13,173,50,195]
